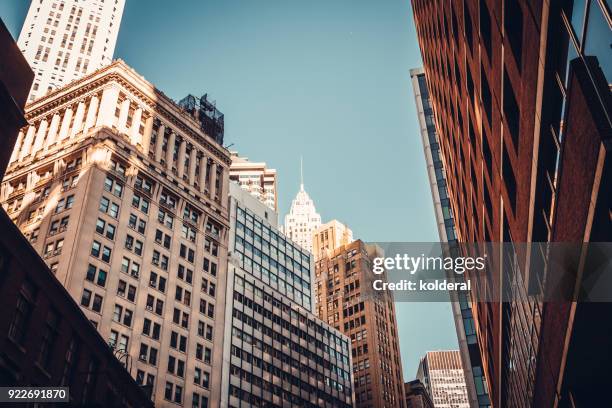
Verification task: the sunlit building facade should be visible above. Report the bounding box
[314,237,406,408]
[312,219,354,261]
[1,60,231,407]
[17,0,125,102]
[283,182,321,253]
[229,152,278,212]
[417,351,470,408]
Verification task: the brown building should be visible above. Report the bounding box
[314,225,405,408]
[411,0,611,407]
[1,59,231,407]
[404,380,434,408]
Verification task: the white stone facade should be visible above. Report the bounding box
[18,0,125,102]
[283,183,321,254]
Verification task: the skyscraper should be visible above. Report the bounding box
[410,67,490,408]
[229,151,278,211]
[416,351,470,408]
[17,0,126,102]
[411,0,612,406]
[312,219,354,261]
[404,380,434,408]
[314,234,406,407]
[283,164,321,253]
[1,60,230,407]
[220,183,354,407]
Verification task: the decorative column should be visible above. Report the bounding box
[70,101,86,138]
[45,113,61,149]
[19,126,36,160]
[155,123,165,162]
[141,115,154,155]
[83,95,99,134]
[95,86,120,127]
[165,131,176,171]
[216,166,224,202]
[199,155,207,192]
[58,106,73,141]
[10,130,25,163]
[210,161,218,198]
[177,139,187,179]
[32,119,48,154]
[117,98,130,131]
[129,106,143,146]
[188,147,197,185]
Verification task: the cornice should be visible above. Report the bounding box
[23,60,231,166]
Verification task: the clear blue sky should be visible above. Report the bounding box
[1,0,457,378]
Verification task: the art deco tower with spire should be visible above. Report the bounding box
[283,158,321,253]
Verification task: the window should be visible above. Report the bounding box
[203,258,217,277]
[55,198,65,213]
[164,382,173,401]
[129,214,146,234]
[49,216,68,235]
[504,0,523,69]
[66,195,75,209]
[125,235,143,256]
[92,294,103,312]
[146,295,164,316]
[85,264,107,287]
[178,264,193,284]
[160,190,178,209]
[204,239,219,257]
[109,330,118,349]
[170,331,188,353]
[100,196,119,218]
[9,281,36,344]
[180,244,195,263]
[38,309,60,370]
[175,286,192,306]
[132,194,150,214]
[101,245,112,262]
[149,272,167,292]
[480,0,492,58]
[181,224,197,242]
[205,220,221,238]
[91,241,101,257]
[155,229,172,249]
[135,175,153,193]
[173,308,190,328]
[503,144,517,213]
[464,2,473,54]
[95,218,116,240]
[481,65,492,127]
[183,205,200,223]
[113,304,133,327]
[503,68,520,148]
[143,318,161,340]
[104,175,123,197]
[158,209,174,228]
[140,343,158,366]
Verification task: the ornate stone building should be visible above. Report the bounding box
[2,59,231,407]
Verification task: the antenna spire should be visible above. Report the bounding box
[300,156,304,191]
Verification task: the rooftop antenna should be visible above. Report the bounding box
[300,156,304,191]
